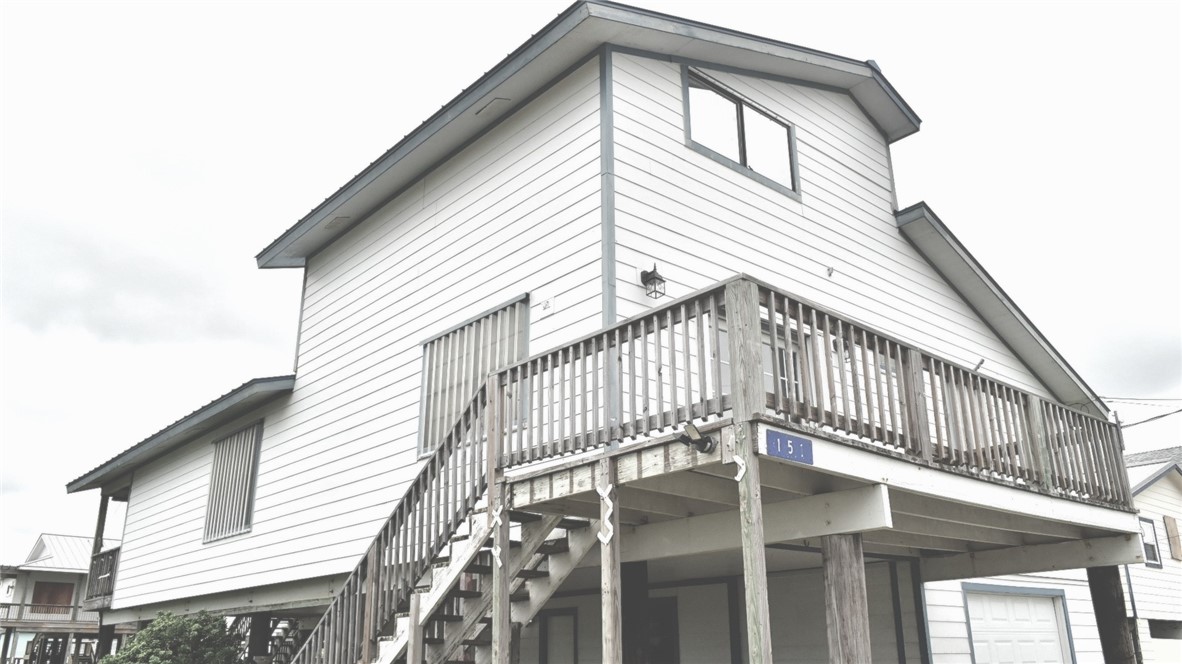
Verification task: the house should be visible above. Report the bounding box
[1,534,132,664]
[64,2,1146,663]
[918,446,1181,663]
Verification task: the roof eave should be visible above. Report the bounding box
[256,0,920,269]
[896,202,1107,418]
[66,375,296,494]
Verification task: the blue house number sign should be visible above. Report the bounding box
[765,430,814,465]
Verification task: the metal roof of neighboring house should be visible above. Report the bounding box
[255,0,920,270]
[66,375,296,494]
[19,534,121,572]
[1124,446,1182,496]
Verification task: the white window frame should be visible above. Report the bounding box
[682,66,802,200]
[1141,517,1163,568]
[203,421,263,543]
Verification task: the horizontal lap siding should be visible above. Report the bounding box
[1126,478,1182,620]
[610,53,1049,396]
[113,60,603,608]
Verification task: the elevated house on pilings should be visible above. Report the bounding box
[65,2,1145,662]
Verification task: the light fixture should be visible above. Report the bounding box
[677,422,715,454]
[640,264,666,299]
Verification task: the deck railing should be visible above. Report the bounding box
[84,546,120,604]
[289,276,1132,663]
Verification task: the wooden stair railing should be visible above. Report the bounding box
[290,384,492,664]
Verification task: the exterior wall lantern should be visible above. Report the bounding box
[640,264,666,299]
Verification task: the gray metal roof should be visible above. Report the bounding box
[256,0,920,269]
[66,375,295,493]
[1125,445,1182,468]
[19,534,121,572]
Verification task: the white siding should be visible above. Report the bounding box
[1125,473,1182,620]
[609,53,1050,397]
[112,59,603,608]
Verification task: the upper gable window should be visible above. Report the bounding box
[685,69,800,199]
[204,422,263,543]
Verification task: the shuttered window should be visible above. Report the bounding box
[419,297,528,455]
[203,422,263,542]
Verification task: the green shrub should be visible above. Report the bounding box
[101,611,240,664]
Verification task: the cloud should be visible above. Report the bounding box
[1,215,271,344]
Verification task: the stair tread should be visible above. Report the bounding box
[515,568,548,579]
[508,510,543,523]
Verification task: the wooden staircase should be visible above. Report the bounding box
[376,509,599,664]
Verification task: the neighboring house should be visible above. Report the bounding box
[1,535,132,664]
[65,3,1147,663]
[921,446,1182,663]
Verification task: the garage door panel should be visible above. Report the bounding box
[966,591,1071,664]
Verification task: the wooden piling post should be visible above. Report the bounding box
[725,279,774,663]
[599,457,622,663]
[492,481,513,664]
[821,533,873,663]
[1087,565,1137,663]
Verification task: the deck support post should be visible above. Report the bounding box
[599,457,622,664]
[248,613,271,659]
[96,624,116,658]
[821,533,873,663]
[725,279,773,663]
[1087,565,1137,663]
[407,591,423,664]
[622,561,649,663]
[492,480,513,664]
[1,626,13,664]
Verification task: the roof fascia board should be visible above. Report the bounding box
[896,203,1106,417]
[255,2,595,269]
[1132,462,1182,496]
[67,376,295,493]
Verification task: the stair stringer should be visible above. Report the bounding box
[510,517,601,626]
[424,513,565,664]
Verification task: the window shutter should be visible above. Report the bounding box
[1165,515,1182,561]
[204,422,263,542]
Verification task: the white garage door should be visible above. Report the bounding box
[966,591,1072,663]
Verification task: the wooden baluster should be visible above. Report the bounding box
[822,314,838,428]
[860,329,875,441]
[669,308,679,427]
[618,327,626,440]
[594,335,603,445]
[769,293,783,412]
[796,301,813,421]
[885,342,902,447]
[980,381,1001,475]
[579,340,588,451]
[836,321,852,433]
[655,313,667,431]
[627,324,637,438]
[810,308,827,426]
[893,342,912,451]
[682,303,692,421]
[847,323,865,438]
[641,317,651,432]
[1078,412,1102,499]
[710,294,723,416]
[928,358,945,461]
[696,300,708,419]
[1085,415,1112,502]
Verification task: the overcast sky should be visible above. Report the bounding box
[2,0,1178,564]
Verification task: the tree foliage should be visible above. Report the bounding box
[101,611,240,664]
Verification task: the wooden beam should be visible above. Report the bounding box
[890,513,1027,547]
[1087,565,1137,664]
[726,279,774,664]
[860,530,971,553]
[599,457,622,664]
[822,533,872,663]
[890,489,1085,540]
[921,534,1143,581]
[627,471,739,507]
[618,485,892,563]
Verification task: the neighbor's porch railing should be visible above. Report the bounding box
[289,276,1131,664]
[0,603,100,624]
